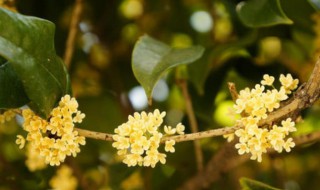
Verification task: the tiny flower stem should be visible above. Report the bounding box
[178,79,204,172]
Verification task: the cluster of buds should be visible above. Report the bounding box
[16,95,86,166]
[228,74,299,162]
[112,109,185,168]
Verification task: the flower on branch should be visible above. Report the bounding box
[0,109,17,123]
[279,74,299,94]
[228,74,299,162]
[112,109,185,168]
[261,74,275,86]
[16,95,86,166]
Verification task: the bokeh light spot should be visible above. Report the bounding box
[128,86,148,110]
[190,11,213,33]
[152,79,169,102]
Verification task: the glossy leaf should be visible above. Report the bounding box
[240,178,282,190]
[132,35,204,103]
[0,62,29,108]
[0,8,70,118]
[237,0,293,27]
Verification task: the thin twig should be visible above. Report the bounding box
[75,128,113,141]
[160,125,242,143]
[63,0,83,69]
[227,82,239,102]
[177,79,204,172]
[75,125,241,143]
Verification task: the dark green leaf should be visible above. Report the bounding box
[0,56,6,65]
[188,31,256,95]
[132,35,204,102]
[237,0,293,27]
[0,8,70,118]
[240,177,282,190]
[0,62,29,108]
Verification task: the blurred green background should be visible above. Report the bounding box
[1,0,320,189]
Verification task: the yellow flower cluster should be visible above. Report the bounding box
[112,109,185,168]
[25,143,47,171]
[0,109,17,123]
[49,165,78,190]
[16,95,86,166]
[231,74,298,162]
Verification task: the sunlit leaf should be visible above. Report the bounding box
[237,0,293,27]
[132,35,204,103]
[0,8,70,118]
[240,177,282,190]
[0,62,29,108]
[308,0,320,10]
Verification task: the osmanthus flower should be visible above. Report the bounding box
[25,143,47,171]
[112,109,185,168]
[49,165,78,190]
[279,74,299,93]
[227,74,299,162]
[16,95,86,166]
[0,109,18,124]
[261,74,275,86]
[16,135,25,149]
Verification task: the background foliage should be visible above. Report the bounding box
[1,0,320,189]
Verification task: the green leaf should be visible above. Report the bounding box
[240,177,282,190]
[0,56,6,65]
[237,0,293,27]
[0,8,70,118]
[132,35,204,102]
[0,62,29,108]
[188,31,256,95]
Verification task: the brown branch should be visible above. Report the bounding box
[75,128,113,141]
[179,58,320,189]
[14,59,319,147]
[259,58,320,125]
[63,0,83,69]
[179,131,320,190]
[177,79,204,172]
[75,56,320,143]
[75,125,242,144]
